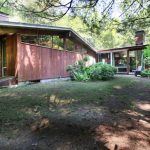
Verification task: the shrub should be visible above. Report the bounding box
[144,57,150,67]
[67,60,116,81]
[144,45,150,67]
[66,57,89,81]
[90,63,116,80]
[73,72,90,81]
[141,69,150,77]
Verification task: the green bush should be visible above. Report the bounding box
[67,60,116,81]
[144,45,150,67]
[141,69,150,77]
[144,57,150,67]
[66,56,89,81]
[90,63,116,80]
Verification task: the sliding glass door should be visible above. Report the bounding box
[0,38,7,77]
[129,50,143,72]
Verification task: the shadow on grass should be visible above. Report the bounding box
[0,77,150,149]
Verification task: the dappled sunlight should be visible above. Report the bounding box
[24,56,29,66]
[95,123,150,150]
[126,110,144,117]
[48,94,77,106]
[0,93,17,97]
[0,77,150,149]
[139,119,150,129]
[31,118,50,132]
[136,101,150,111]
[21,107,41,117]
[113,85,122,89]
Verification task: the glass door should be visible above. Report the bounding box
[129,50,143,72]
[0,39,7,77]
[113,51,127,73]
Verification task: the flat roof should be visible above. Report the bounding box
[0,21,96,52]
[98,45,147,53]
[0,11,9,16]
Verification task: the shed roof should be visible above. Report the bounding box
[98,45,147,53]
[0,21,96,52]
[0,11,9,16]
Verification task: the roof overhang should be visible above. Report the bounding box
[0,21,96,52]
[98,45,147,54]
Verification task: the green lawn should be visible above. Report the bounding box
[1,76,150,149]
[0,77,137,134]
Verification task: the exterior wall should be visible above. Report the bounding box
[0,14,9,21]
[6,34,17,76]
[0,43,2,77]
[87,49,97,62]
[0,34,17,78]
[17,43,83,81]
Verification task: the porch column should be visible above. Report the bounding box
[63,37,67,50]
[110,52,113,66]
[15,34,21,79]
[51,36,53,48]
[127,50,130,74]
[97,53,100,62]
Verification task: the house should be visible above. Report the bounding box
[0,12,9,21]
[97,31,147,74]
[0,13,97,86]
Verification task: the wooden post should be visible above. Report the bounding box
[97,53,99,62]
[63,37,67,50]
[15,34,21,79]
[110,52,113,66]
[51,36,53,48]
[127,50,130,74]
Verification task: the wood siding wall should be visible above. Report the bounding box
[6,34,17,76]
[0,34,17,78]
[0,14,9,21]
[18,43,83,81]
[87,49,98,62]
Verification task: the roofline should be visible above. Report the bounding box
[0,21,96,52]
[0,21,71,31]
[70,29,96,52]
[97,45,147,53]
[0,11,9,16]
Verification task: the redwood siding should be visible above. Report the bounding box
[87,49,98,62]
[0,44,2,77]
[6,34,17,76]
[18,43,83,81]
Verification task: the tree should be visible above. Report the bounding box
[0,0,149,30]
[0,0,149,49]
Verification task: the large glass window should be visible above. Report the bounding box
[99,53,110,64]
[0,39,7,77]
[114,51,127,67]
[129,50,143,72]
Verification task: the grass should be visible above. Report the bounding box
[0,77,138,134]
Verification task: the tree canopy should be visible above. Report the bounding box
[0,0,149,49]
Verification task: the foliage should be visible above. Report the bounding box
[89,63,116,80]
[0,0,149,49]
[53,16,136,49]
[144,45,150,67]
[67,58,116,81]
[66,56,89,81]
[141,69,150,77]
[144,45,150,58]
[2,0,149,31]
[144,57,150,67]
